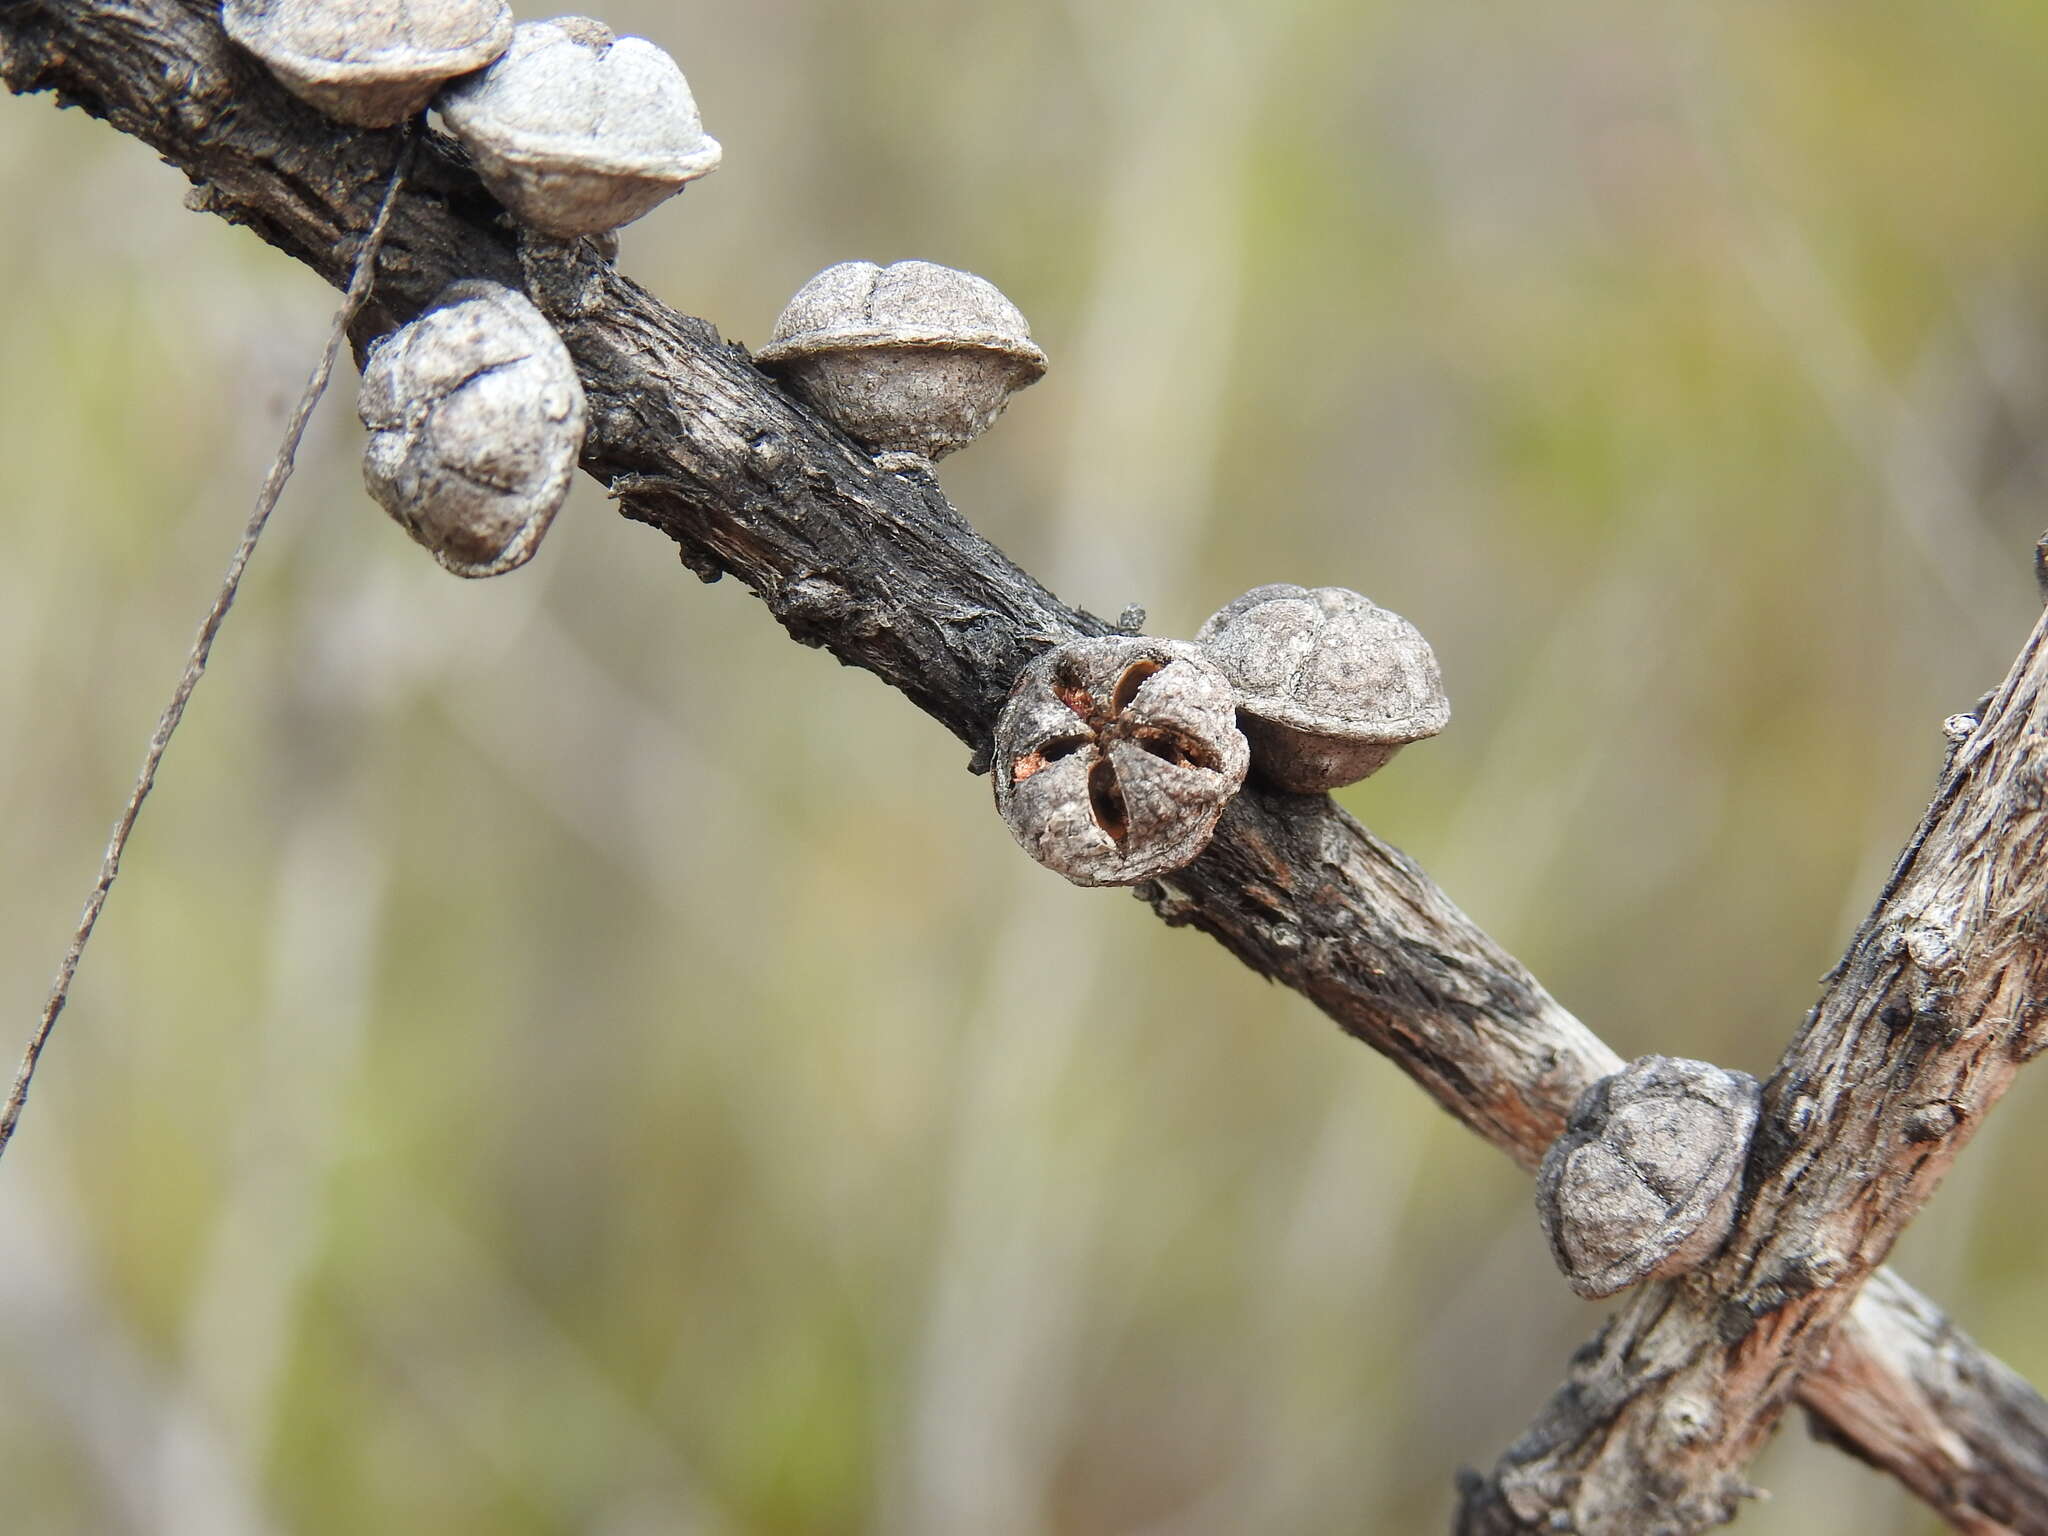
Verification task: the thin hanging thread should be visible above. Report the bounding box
[0,140,417,1165]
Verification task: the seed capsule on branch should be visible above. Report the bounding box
[993,638,1249,887]
[221,0,512,128]
[357,280,586,577]
[1195,583,1449,793]
[1535,1055,1762,1299]
[436,17,721,237]
[756,260,1047,463]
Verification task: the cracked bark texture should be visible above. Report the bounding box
[4,1,2046,1528]
[1459,613,2048,1534]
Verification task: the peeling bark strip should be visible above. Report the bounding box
[1460,615,2048,1535]
[3,2,2045,1527]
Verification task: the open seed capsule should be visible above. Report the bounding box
[993,638,1249,887]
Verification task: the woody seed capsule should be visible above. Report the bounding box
[222,0,512,128]
[1535,1056,1762,1299]
[437,17,722,237]
[1195,583,1449,792]
[994,638,1249,887]
[358,280,587,577]
[756,260,1047,462]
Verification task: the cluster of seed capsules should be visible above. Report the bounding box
[223,2,1449,876]
[223,0,1051,576]
[994,587,1448,887]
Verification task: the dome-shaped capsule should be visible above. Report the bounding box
[435,17,721,237]
[1194,584,1449,792]
[756,260,1047,462]
[358,280,587,577]
[1535,1056,1762,1299]
[222,0,512,128]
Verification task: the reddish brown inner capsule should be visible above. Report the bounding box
[1087,758,1129,844]
[1051,677,1095,720]
[1129,726,1217,773]
[1011,735,1090,783]
[1109,658,1162,714]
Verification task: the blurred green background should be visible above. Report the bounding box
[3,1,2046,1531]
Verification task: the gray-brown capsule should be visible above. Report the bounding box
[436,17,721,237]
[358,280,587,577]
[222,0,512,128]
[993,638,1249,888]
[1194,584,1449,793]
[755,260,1047,461]
[1536,1056,1761,1299]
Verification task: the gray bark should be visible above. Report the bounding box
[4,1,2046,1528]
[1459,613,2048,1533]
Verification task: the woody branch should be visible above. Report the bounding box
[4,0,2046,1528]
[1457,606,2048,1534]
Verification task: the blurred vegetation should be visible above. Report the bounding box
[3,1,2047,1531]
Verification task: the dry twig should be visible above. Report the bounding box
[4,2,2046,1527]
[0,133,414,1164]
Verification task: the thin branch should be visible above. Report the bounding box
[1802,1271,2048,1536]
[4,3,2047,1528]
[1459,610,2048,1534]
[0,133,414,1165]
